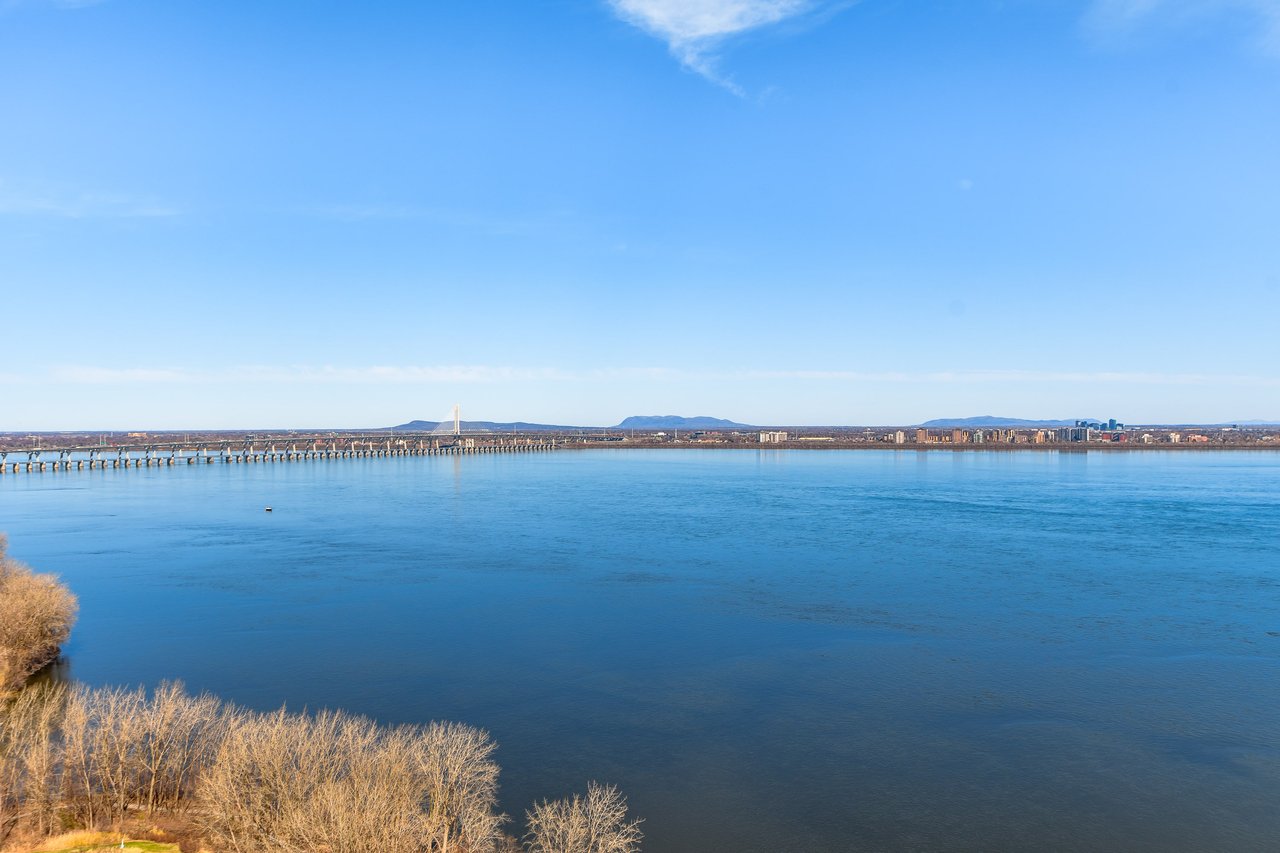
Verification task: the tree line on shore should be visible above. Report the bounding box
[0,536,642,853]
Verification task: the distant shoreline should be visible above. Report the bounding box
[2,441,1276,475]
[564,443,1280,453]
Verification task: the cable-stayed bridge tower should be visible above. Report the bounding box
[431,404,462,437]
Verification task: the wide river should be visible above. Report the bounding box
[2,449,1279,851]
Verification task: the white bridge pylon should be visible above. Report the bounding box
[430,403,462,437]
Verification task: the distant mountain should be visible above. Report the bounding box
[920,416,1090,428]
[613,415,753,430]
[388,420,594,432]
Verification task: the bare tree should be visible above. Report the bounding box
[197,706,309,852]
[199,707,504,853]
[14,683,66,837]
[524,782,643,853]
[278,723,431,853]
[0,535,78,693]
[60,684,149,828]
[58,680,98,828]
[136,681,226,814]
[1,683,66,845]
[412,721,504,852]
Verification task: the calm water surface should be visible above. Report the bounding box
[2,449,1279,852]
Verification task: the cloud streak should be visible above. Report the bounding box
[1085,0,1280,51]
[0,0,107,10]
[0,180,178,219]
[43,365,575,385]
[607,0,813,92]
[297,202,565,238]
[13,365,1280,389]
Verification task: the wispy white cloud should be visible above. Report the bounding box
[0,0,105,10]
[607,0,815,92]
[1084,0,1280,52]
[15,365,1280,389]
[0,180,178,219]
[50,367,189,384]
[242,365,575,384]
[38,365,575,385]
[297,202,568,238]
[735,369,1280,386]
[302,203,423,222]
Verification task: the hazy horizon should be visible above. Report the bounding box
[4,413,1279,435]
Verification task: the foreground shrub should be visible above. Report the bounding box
[524,782,643,853]
[0,536,78,693]
[59,681,228,829]
[0,683,66,846]
[197,710,503,853]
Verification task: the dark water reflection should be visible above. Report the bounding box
[3,450,1279,851]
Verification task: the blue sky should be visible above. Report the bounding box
[1,0,1278,429]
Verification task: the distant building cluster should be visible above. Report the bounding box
[576,422,1275,448]
[742,419,1248,447]
[900,419,1226,446]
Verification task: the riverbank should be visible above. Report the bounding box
[563,441,1280,452]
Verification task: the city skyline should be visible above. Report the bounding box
[2,1,1278,429]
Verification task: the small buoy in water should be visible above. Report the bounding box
[265,506,273,512]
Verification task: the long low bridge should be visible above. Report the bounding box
[0,432,558,474]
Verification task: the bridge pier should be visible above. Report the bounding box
[0,434,558,477]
